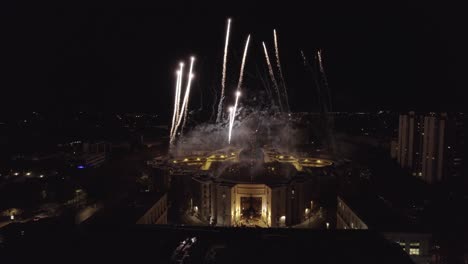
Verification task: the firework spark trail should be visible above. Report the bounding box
[181,56,195,134]
[273,29,290,112]
[237,34,251,90]
[228,106,234,144]
[228,91,241,144]
[227,35,250,143]
[170,63,184,143]
[171,57,195,144]
[262,41,283,112]
[256,64,275,107]
[317,49,332,111]
[175,63,184,120]
[216,18,231,123]
[170,67,182,141]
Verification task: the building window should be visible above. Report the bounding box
[397,241,406,251]
[409,242,420,255]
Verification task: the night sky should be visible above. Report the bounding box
[1,2,466,120]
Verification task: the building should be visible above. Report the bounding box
[84,192,168,225]
[164,146,334,227]
[337,195,431,264]
[136,193,168,225]
[397,111,424,175]
[67,141,108,169]
[394,112,465,183]
[421,113,446,183]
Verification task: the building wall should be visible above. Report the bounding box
[396,112,464,184]
[270,186,286,227]
[137,193,168,225]
[336,196,368,230]
[422,114,446,183]
[214,185,232,226]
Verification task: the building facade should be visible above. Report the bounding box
[337,196,431,264]
[136,193,168,225]
[394,112,465,183]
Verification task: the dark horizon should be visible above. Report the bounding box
[1,2,466,120]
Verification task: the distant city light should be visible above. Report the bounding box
[39,175,44,178]
[77,165,85,169]
[14,172,19,176]
[26,172,32,176]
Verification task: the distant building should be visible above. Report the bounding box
[337,195,431,264]
[84,192,167,225]
[78,152,106,168]
[394,112,465,183]
[68,141,108,169]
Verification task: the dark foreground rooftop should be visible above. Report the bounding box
[1,223,413,264]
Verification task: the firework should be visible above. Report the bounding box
[180,56,195,134]
[170,67,182,141]
[262,41,283,112]
[273,29,290,112]
[237,34,251,90]
[317,49,332,111]
[228,106,234,144]
[216,18,232,123]
[171,56,195,144]
[175,63,184,122]
[170,62,185,144]
[228,91,241,144]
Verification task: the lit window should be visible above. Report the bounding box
[397,241,406,251]
[409,242,420,255]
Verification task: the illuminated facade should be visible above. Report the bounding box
[167,147,333,227]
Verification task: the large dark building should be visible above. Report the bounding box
[394,112,465,183]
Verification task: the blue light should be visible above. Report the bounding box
[77,165,85,169]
